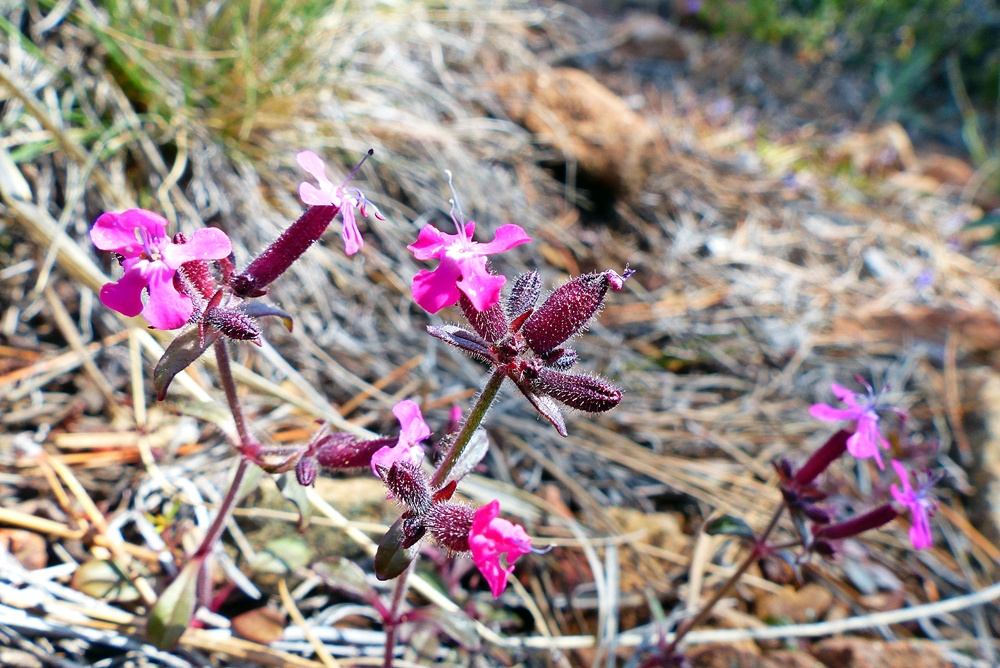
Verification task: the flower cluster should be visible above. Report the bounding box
[427,268,631,436]
[780,381,941,554]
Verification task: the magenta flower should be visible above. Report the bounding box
[90,209,232,330]
[297,150,384,256]
[408,220,530,313]
[469,500,532,598]
[809,382,900,469]
[890,460,938,550]
[370,399,431,476]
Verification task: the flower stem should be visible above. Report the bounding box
[430,368,505,489]
[666,502,787,654]
[214,339,251,446]
[383,560,414,668]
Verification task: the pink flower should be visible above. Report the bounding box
[890,460,938,550]
[408,220,530,313]
[297,151,384,256]
[809,382,900,469]
[90,209,231,330]
[469,500,532,598]
[371,399,431,476]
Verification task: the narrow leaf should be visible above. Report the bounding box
[313,558,378,603]
[147,558,202,650]
[704,515,755,540]
[409,606,482,651]
[243,302,294,332]
[374,516,420,580]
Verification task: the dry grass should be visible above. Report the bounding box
[2,0,999,666]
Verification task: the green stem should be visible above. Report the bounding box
[666,502,787,654]
[430,368,505,489]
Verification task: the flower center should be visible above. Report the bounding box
[134,227,163,262]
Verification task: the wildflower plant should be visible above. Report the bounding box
[90,150,942,665]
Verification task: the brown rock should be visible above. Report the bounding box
[811,638,948,668]
[761,650,825,668]
[756,583,833,625]
[689,641,763,668]
[493,68,659,197]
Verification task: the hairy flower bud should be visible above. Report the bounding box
[506,271,541,320]
[315,434,395,470]
[295,456,318,486]
[204,306,261,343]
[459,292,509,344]
[812,504,899,543]
[424,502,475,553]
[232,205,340,297]
[177,260,217,299]
[381,460,432,516]
[521,269,630,355]
[532,368,622,413]
[539,347,578,370]
[793,430,850,487]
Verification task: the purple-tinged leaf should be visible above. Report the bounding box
[153,325,222,400]
[426,324,497,362]
[513,378,567,436]
[243,302,294,332]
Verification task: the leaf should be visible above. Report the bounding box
[250,537,312,574]
[437,428,489,490]
[153,326,221,400]
[425,324,496,361]
[704,515,755,540]
[407,606,481,651]
[71,559,141,602]
[313,558,377,603]
[513,379,567,436]
[231,604,286,644]
[147,558,202,650]
[243,302,294,332]
[374,516,420,581]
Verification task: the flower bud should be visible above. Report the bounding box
[459,292,508,344]
[532,368,622,413]
[205,307,261,344]
[793,430,850,487]
[177,260,217,299]
[539,347,578,370]
[521,269,629,355]
[424,502,475,553]
[232,204,340,297]
[296,456,318,486]
[381,460,432,516]
[506,270,541,320]
[315,434,395,470]
[812,504,899,543]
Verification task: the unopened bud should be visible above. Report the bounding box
[178,260,216,299]
[315,434,395,470]
[459,292,508,343]
[296,456,318,486]
[382,460,432,516]
[506,271,541,320]
[521,269,629,355]
[539,347,578,370]
[204,307,261,343]
[793,430,850,487]
[232,205,340,297]
[533,368,622,413]
[425,502,475,553]
[812,504,899,543]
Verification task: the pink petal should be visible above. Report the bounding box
[370,441,425,476]
[141,263,193,329]
[300,182,340,206]
[411,262,463,314]
[393,400,431,446]
[909,511,932,550]
[407,224,452,260]
[91,209,168,255]
[99,264,150,317]
[890,460,913,496]
[830,383,859,407]
[340,205,363,255]
[475,224,531,255]
[456,256,506,312]
[161,227,232,267]
[296,151,337,192]
[809,404,860,422]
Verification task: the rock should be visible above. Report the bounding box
[756,583,833,625]
[811,638,948,668]
[493,68,659,198]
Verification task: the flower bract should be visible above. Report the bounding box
[91,209,231,329]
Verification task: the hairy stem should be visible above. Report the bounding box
[666,502,787,654]
[430,368,505,488]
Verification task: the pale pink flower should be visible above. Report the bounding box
[890,460,938,550]
[371,399,431,476]
[90,209,231,330]
[408,220,530,313]
[297,150,384,256]
[809,382,901,469]
[469,500,532,598]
